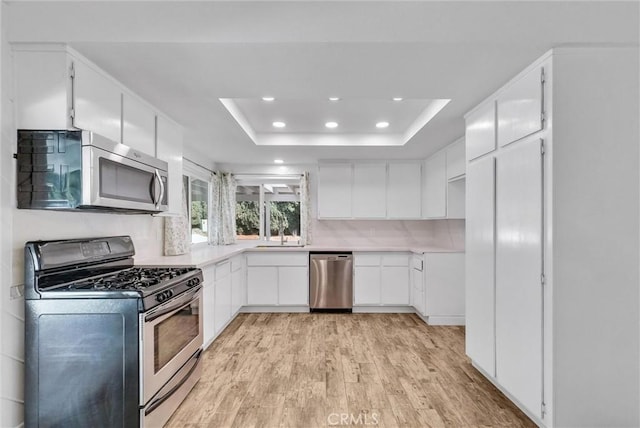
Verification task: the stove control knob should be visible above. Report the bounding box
[187,278,200,287]
[167,290,174,298]
[156,293,165,303]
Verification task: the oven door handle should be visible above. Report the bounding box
[145,286,201,322]
[145,348,203,416]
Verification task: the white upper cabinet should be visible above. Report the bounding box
[317,164,353,219]
[122,92,156,155]
[72,58,122,144]
[497,65,544,147]
[445,138,465,180]
[156,114,184,215]
[465,102,496,161]
[13,44,184,184]
[352,163,387,218]
[387,162,422,219]
[423,151,447,219]
[14,48,71,129]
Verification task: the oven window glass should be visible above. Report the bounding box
[100,158,155,203]
[154,299,200,373]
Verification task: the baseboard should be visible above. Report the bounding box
[426,315,465,326]
[240,306,310,313]
[352,306,414,313]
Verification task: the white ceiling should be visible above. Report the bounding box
[5,1,639,166]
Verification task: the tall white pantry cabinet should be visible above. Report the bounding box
[464,47,639,427]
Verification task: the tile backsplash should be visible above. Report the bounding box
[311,219,465,249]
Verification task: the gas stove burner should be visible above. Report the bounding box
[66,266,199,292]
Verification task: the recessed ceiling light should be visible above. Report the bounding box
[272,121,286,128]
[328,97,340,101]
[274,159,284,164]
[376,121,390,129]
[393,97,403,101]
[262,97,275,101]
[325,121,339,129]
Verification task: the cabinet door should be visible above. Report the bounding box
[381,266,409,305]
[352,163,386,218]
[446,138,466,180]
[353,266,380,305]
[214,275,232,335]
[14,49,71,129]
[231,268,245,314]
[466,102,496,161]
[387,162,421,219]
[496,138,543,417]
[278,267,308,305]
[423,151,447,218]
[247,267,278,305]
[411,268,425,316]
[497,66,544,147]
[72,58,122,143]
[156,114,184,215]
[202,282,215,345]
[317,164,352,218]
[122,92,156,155]
[424,253,465,316]
[465,156,496,376]
[447,179,465,219]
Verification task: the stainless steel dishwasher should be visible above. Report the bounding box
[309,252,353,312]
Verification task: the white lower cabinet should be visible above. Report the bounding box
[424,253,465,325]
[231,256,246,314]
[354,266,381,305]
[213,259,235,336]
[246,252,309,306]
[202,265,216,346]
[247,266,278,305]
[203,255,246,346]
[353,253,409,306]
[411,256,426,316]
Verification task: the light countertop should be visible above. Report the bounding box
[136,242,463,268]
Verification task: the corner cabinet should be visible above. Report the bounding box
[464,47,639,427]
[422,138,466,220]
[13,43,185,215]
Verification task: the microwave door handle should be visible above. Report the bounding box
[151,169,162,206]
[157,171,165,207]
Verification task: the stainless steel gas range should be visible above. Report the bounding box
[24,236,203,428]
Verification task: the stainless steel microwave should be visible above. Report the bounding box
[17,130,168,214]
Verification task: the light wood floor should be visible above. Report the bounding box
[166,313,535,428]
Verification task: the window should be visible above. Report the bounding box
[235,179,301,243]
[183,162,212,245]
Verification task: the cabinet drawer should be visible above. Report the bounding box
[246,252,308,266]
[215,260,231,280]
[381,254,409,267]
[354,253,381,266]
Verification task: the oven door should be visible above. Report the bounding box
[82,144,168,212]
[142,287,203,405]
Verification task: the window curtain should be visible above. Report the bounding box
[300,171,311,245]
[163,179,191,255]
[211,172,237,245]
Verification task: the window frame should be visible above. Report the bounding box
[183,162,212,248]
[235,177,303,243]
